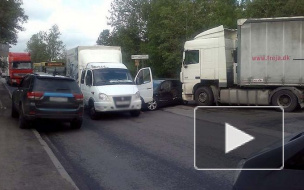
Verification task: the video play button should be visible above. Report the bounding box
[194,107,283,170]
[225,123,255,153]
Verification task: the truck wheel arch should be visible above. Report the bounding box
[193,83,218,104]
[270,87,301,111]
[269,87,302,104]
[194,86,214,106]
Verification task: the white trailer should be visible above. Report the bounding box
[180,17,304,112]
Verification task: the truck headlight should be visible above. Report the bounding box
[99,93,109,101]
[135,91,140,100]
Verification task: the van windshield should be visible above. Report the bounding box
[93,68,134,86]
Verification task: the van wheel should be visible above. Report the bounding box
[195,87,214,106]
[130,110,141,117]
[19,105,29,129]
[272,90,298,112]
[89,102,98,120]
[71,119,82,129]
[11,100,19,118]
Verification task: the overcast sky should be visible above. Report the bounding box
[10,0,112,52]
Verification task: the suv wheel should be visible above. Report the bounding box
[70,119,82,129]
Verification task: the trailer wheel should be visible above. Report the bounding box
[271,90,298,112]
[195,87,214,106]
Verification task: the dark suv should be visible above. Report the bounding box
[11,74,84,129]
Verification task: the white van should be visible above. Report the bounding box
[80,62,153,119]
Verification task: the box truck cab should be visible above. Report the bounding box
[80,63,153,119]
[66,46,153,119]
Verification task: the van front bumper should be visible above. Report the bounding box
[94,99,142,112]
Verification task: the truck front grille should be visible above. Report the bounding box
[113,96,131,108]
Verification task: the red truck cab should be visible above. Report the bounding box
[8,52,33,85]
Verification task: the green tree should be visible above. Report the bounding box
[244,0,304,18]
[146,0,242,77]
[26,25,66,62]
[105,0,150,74]
[46,25,65,61]
[96,29,111,45]
[0,59,7,71]
[25,32,48,63]
[0,0,28,45]
[104,0,243,77]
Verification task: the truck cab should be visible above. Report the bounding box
[180,26,236,105]
[7,52,33,86]
[80,62,153,119]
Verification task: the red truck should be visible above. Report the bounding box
[5,52,33,86]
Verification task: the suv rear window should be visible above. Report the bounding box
[33,77,81,93]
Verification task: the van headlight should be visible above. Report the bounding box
[135,91,140,100]
[99,93,109,101]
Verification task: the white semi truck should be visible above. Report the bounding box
[66,46,153,119]
[180,17,304,112]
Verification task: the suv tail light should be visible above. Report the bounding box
[73,93,83,101]
[27,91,44,100]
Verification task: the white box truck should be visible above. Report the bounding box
[66,46,153,119]
[181,17,304,112]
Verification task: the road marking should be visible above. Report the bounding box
[32,129,79,190]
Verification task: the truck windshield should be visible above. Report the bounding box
[12,61,32,69]
[93,68,134,86]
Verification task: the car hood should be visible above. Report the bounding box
[95,85,139,96]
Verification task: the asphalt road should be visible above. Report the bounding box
[36,106,304,189]
[2,78,304,190]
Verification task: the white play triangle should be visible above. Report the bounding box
[225,123,255,153]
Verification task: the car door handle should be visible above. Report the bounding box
[147,88,152,90]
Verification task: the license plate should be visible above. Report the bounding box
[116,101,130,105]
[49,97,68,102]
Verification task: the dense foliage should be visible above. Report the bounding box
[97,0,304,77]
[0,0,28,45]
[26,25,66,63]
